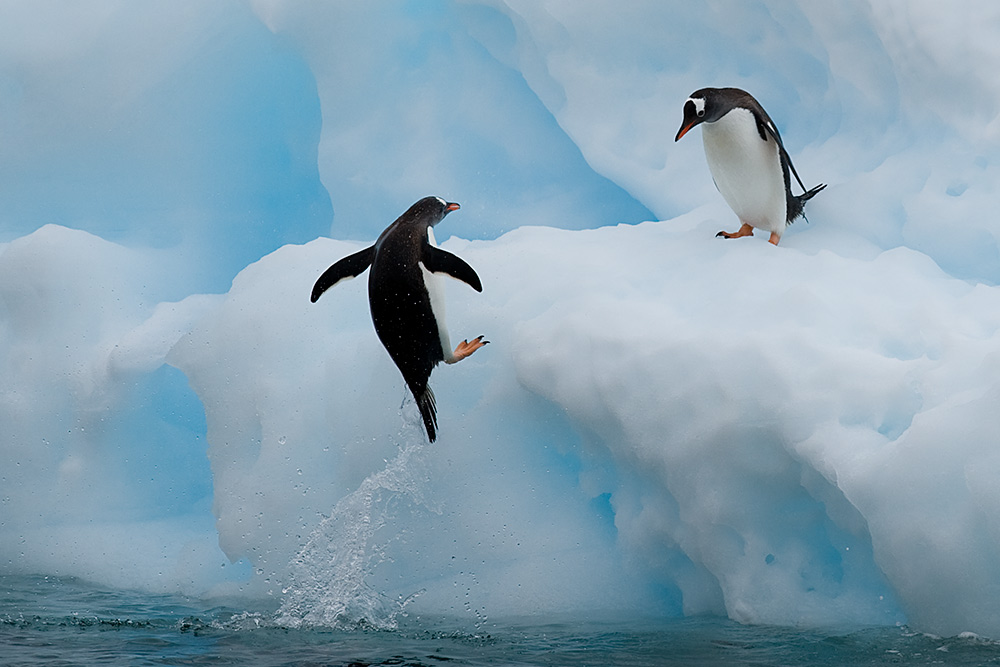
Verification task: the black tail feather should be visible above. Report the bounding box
[787,183,826,224]
[414,384,438,443]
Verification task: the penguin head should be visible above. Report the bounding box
[675,88,730,141]
[406,196,461,227]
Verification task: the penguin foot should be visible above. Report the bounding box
[446,335,489,364]
[716,223,755,240]
[768,231,781,245]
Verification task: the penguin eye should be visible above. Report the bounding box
[687,97,707,118]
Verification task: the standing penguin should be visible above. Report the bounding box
[311,196,488,442]
[675,87,825,245]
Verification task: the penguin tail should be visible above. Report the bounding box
[787,183,827,224]
[414,384,438,443]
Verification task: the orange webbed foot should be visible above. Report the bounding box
[446,335,489,364]
[716,222,755,240]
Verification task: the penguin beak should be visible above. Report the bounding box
[446,202,460,212]
[675,121,697,142]
[675,100,703,142]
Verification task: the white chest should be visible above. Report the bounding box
[701,109,787,232]
[419,227,452,357]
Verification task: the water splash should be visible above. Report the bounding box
[274,406,437,630]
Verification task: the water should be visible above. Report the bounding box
[5,575,1000,666]
[276,434,438,630]
[6,431,1000,666]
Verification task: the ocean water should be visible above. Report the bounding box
[3,575,1000,667]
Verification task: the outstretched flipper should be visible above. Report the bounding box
[311,246,376,303]
[422,245,483,292]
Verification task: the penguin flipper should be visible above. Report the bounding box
[311,246,375,303]
[422,246,483,292]
[757,115,811,196]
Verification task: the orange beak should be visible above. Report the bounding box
[675,122,695,142]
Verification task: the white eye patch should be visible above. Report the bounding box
[689,97,706,116]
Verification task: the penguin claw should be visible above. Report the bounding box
[447,335,489,364]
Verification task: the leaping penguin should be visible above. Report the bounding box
[311,196,488,442]
[675,87,825,245]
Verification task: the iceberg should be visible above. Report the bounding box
[2,0,1000,639]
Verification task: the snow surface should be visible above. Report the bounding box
[3,0,1000,638]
